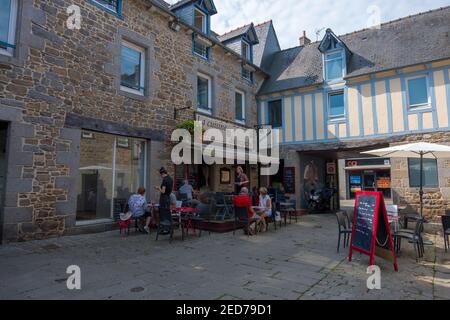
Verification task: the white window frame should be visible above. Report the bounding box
[235,89,246,124]
[328,90,345,120]
[120,40,146,96]
[324,50,345,82]
[406,75,431,110]
[194,8,207,33]
[197,73,212,114]
[0,0,18,57]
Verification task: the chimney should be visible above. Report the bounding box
[299,30,311,46]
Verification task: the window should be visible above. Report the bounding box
[92,0,122,15]
[0,0,18,57]
[328,91,345,118]
[242,67,253,82]
[194,9,207,33]
[120,41,145,95]
[407,76,430,109]
[76,131,146,222]
[325,51,344,81]
[193,37,209,59]
[242,41,251,61]
[268,100,282,128]
[197,74,211,113]
[235,90,245,123]
[408,158,438,188]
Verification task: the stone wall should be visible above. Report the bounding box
[391,131,450,221]
[0,0,264,242]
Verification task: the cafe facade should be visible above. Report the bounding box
[1,1,450,243]
[0,0,272,242]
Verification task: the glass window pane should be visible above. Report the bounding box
[408,159,438,188]
[0,0,12,47]
[121,45,142,91]
[242,42,250,60]
[326,58,342,80]
[193,40,207,58]
[197,76,209,110]
[93,0,119,13]
[408,77,428,107]
[77,131,115,221]
[329,92,345,117]
[235,92,243,120]
[114,138,146,211]
[194,10,205,32]
[269,100,282,128]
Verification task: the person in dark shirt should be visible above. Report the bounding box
[155,167,173,232]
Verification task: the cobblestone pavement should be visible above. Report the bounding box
[0,215,448,300]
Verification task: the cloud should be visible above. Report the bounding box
[165,0,450,49]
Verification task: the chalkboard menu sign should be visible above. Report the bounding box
[352,194,377,253]
[283,167,295,194]
[349,191,398,272]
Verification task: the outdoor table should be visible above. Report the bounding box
[279,202,296,224]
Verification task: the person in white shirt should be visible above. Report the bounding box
[256,187,273,232]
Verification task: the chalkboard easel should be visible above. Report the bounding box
[349,191,398,272]
[283,167,295,194]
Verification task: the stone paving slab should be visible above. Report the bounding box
[0,214,448,300]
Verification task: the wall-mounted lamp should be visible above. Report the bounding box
[169,20,181,32]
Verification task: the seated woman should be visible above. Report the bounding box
[128,187,152,234]
[255,187,273,232]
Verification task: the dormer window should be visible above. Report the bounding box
[319,29,351,83]
[325,51,344,81]
[242,41,251,61]
[194,9,207,33]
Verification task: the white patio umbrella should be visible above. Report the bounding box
[362,142,450,217]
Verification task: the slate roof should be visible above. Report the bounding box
[259,6,450,95]
[253,21,274,68]
[217,23,259,44]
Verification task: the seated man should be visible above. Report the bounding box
[128,187,152,234]
[233,187,262,234]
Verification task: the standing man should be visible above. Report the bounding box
[155,167,173,234]
[235,166,249,194]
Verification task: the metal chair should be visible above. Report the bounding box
[393,218,424,261]
[155,208,184,243]
[343,210,354,228]
[192,199,216,236]
[234,206,259,237]
[214,193,229,221]
[336,211,352,253]
[442,215,450,253]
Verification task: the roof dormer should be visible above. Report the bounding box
[319,29,352,82]
[218,23,259,60]
[170,0,217,35]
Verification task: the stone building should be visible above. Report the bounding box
[257,7,450,220]
[0,0,273,242]
[1,0,449,243]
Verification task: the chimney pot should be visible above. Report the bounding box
[300,30,311,46]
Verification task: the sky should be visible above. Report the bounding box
[165,0,450,49]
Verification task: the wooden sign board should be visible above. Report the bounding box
[349,191,398,272]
